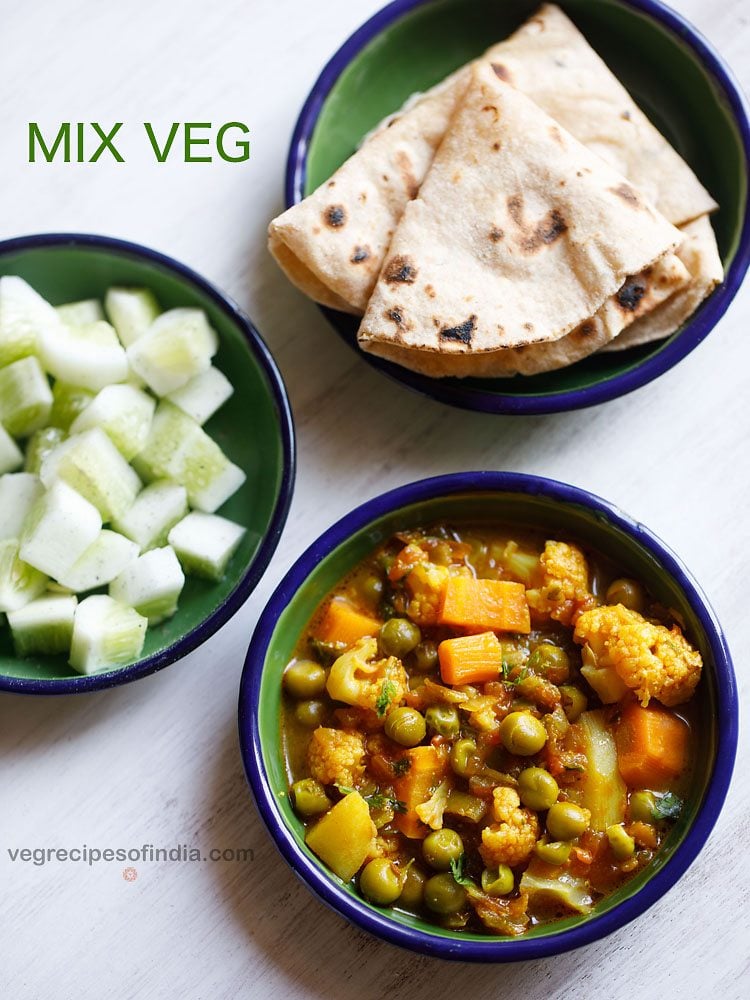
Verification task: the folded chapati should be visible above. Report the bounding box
[357,63,681,371]
[269,4,715,317]
[602,214,723,351]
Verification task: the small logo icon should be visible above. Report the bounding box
[122,867,138,882]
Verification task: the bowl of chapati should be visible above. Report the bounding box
[269,0,749,414]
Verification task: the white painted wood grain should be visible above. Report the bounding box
[1,1,748,997]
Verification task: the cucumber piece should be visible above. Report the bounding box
[56,299,105,327]
[20,479,102,579]
[69,594,147,674]
[40,319,128,391]
[111,479,187,550]
[109,545,185,624]
[166,365,233,425]
[0,473,44,540]
[134,402,245,512]
[168,511,246,581]
[48,382,95,431]
[127,308,218,395]
[42,428,141,522]
[0,356,53,437]
[7,593,77,657]
[0,423,23,474]
[24,426,66,475]
[105,286,160,348]
[0,539,49,612]
[69,384,155,460]
[58,530,139,592]
[0,275,59,367]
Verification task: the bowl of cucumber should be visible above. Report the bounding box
[0,233,295,694]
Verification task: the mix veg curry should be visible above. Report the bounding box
[280,525,702,935]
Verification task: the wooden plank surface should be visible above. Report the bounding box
[1,1,748,996]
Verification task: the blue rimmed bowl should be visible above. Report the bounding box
[286,0,750,414]
[239,471,737,960]
[0,233,296,695]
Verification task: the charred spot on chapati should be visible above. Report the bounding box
[549,125,564,145]
[489,227,504,242]
[440,315,476,345]
[395,151,420,198]
[324,205,346,228]
[520,209,568,253]
[577,322,595,338]
[386,307,406,326]
[507,194,524,225]
[384,255,418,284]
[610,183,641,207]
[425,284,436,299]
[491,63,512,82]
[492,141,501,151]
[523,322,534,332]
[622,110,631,121]
[616,277,647,312]
[350,246,371,264]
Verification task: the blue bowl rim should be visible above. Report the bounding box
[238,470,738,961]
[284,0,750,416]
[0,231,297,696]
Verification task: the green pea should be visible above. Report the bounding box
[360,573,385,605]
[518,767,559,811]
[425,704,460,738]
[359,858,402,906]
[546,801,590,841]
[424,872,467,914]
[290,778,331,817]
[629,790,657,823]
[534,838,572,865]
[384,706,426,747]
[559,685,588,723]
[481,865,514,896]
[450,738,478,777]
[284,660,327,699]
[500,711,548,756]
[413,640,439,673]
[528,644,571,684]
[398,865,426,910]
[606,824,635,860]
[422,829,464,871]
[606,578,647,614]
[378,618,421,658]
[294,700,327,728]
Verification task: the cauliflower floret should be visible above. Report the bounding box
[326,637,408,715]
[405,562,450,626]
[306,727,366,787]
[574,604,702,707]
[480,787,539,869]
[415,779,451,830]
[526,541,593,626]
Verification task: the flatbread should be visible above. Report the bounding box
[357,64,681,369]
[268,4,715,315]
[601,214,723,351]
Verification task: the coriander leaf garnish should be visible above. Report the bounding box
[376,677,398,717]
[392,757,412,776]
[449,854,475,888]
[502,661,528,687]
[335,784,406,814]
[652,791,683,821]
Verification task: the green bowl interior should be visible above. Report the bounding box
[257,491,717,943]
[305,0,747,399]
[0,242,287,683]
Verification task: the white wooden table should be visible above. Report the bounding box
[1,1,748,997]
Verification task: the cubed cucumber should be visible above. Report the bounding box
[0,275,59,367]
[0,423,23,474]
[111,479,187,550]
[7,593,77,657]
[134,401,245,512]
[24,426,66,475]
[0,356,53,437]
[109,545,185,624]
[0,473,44,540]
[48,382,95,431]
[20,479,102,579]
[69,594,147,674]
[127,308,218,395]
[56,299,105,327]
[58,530,139,592]
[0,539,49,612]
[69,384,155,460]
[105,286,160,347]
[40,319,128,391]
[41,428,141,522]
[166,366,233,425]
[168,511,245,581]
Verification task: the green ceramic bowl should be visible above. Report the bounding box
[288,0,750,414]
[0,233,295,694]
[239,473,737,959]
